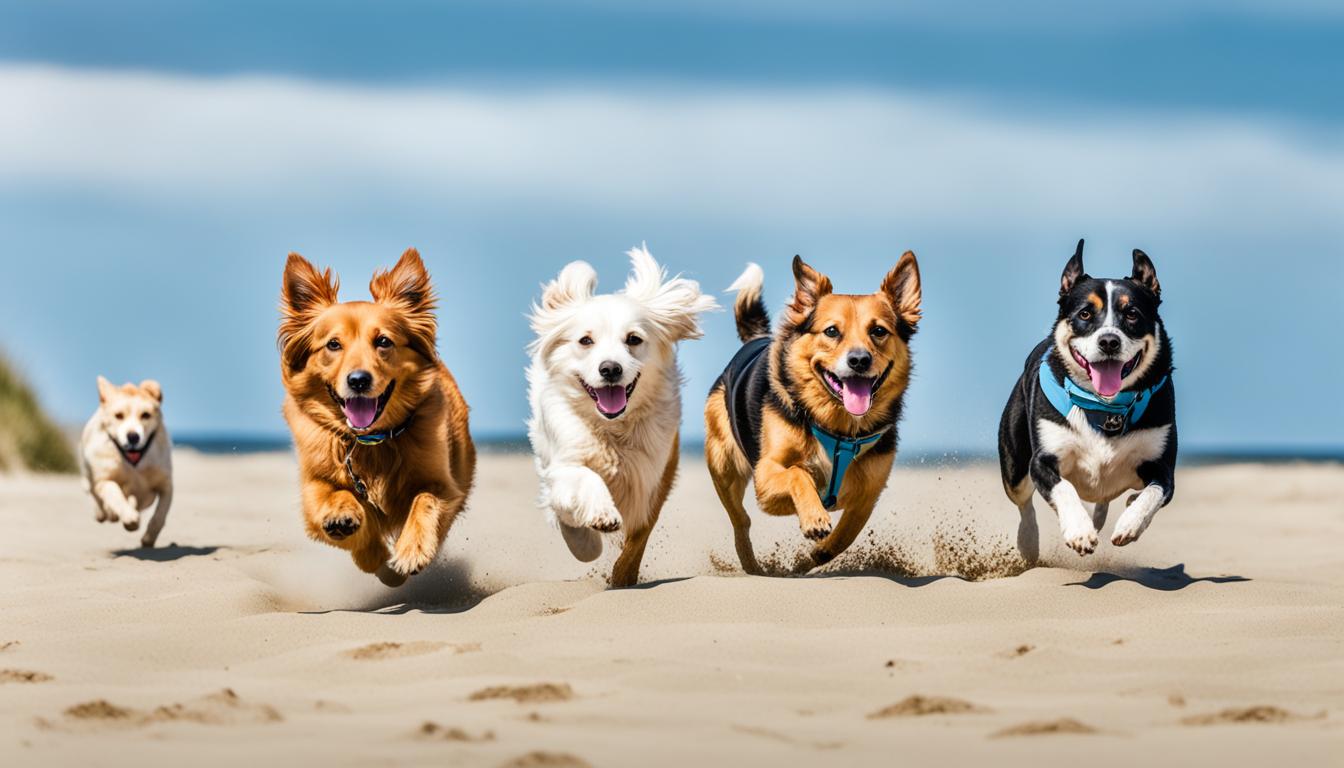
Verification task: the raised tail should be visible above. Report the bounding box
[727,263,770,342]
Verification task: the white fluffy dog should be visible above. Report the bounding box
[527,244,717,587]
[80,376,174,548]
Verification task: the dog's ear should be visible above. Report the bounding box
[786,256,832,327]
[139,379,163,403]
[539,261,598,312]
[1130,248,1161,300]
[1060,238,1087,296]
[278,252,340,373]
[370,248,439,361]
[282,252,339,317]
[97,375,116,404]
[623,243,718,342]
[880,250,922,332]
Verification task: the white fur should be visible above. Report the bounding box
[1033,408,1170,553]
[526,244,717,562]
[79,380,174,548]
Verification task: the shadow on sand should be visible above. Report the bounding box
[1066,563,1250,591]
[111,544,222,562]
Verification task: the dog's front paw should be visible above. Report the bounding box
[1111,486,1162,546]
[323,517,359,540]
[121,513,141,532]
[1060,521,1098,555]
[388,543,435,577]
[798,510,832,541]
[586,506,622,533]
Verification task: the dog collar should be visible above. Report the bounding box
[810,424,889,511]
[1038,350,1168,435]
[107,429,156,467]
[342,414,415,498]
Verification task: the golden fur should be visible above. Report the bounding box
[705,253,921,574]
[278,249,475,586]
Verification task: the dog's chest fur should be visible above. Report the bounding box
[1036,410,1170,503]
[582,418,675,521]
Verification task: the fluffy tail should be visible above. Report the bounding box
[727,263,769,342]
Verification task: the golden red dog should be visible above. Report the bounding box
[278,249,475,586]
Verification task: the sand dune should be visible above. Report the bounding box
[1,451,1340,766]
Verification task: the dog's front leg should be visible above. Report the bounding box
[140,484,173,548]
[92,480,137,527]
[301,479,373,550]
[1112,460,1175,546]
[543,464,621,533]
[1030,452,1097,555]
[388,481,466,578]
[755,460,832,542]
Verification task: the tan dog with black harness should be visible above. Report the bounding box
[704,254,922,574]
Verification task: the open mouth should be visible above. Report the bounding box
[1071,347,1142,398]
[580,374,639,420]
[817,363,890,416]
[329,381,395,431]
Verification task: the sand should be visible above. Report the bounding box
[1,450,1341,766]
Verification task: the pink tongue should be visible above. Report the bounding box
[840,378,874,416]
[594,385,628,415]
[343,397,379,429]
[1089,360,1125,398]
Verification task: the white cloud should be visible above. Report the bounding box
[2,65,1341,234]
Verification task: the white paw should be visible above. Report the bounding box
[1060,519,1098,555]
[1111,486,1162,546]
[547,473,621,532]
[121,512,141,532]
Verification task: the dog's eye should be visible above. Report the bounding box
[114,412,124,420]
[140,412,150,421]
[1124,307,1140,322]
[326,339,342,351]
[870,326,889,340]
[625,334,643,347]
[823,326,840,338]
[374,335,394,349]
[1077,309,1093,321]
[578,336,594,346]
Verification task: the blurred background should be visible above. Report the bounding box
[1,0,1341,467]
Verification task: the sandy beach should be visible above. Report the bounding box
[1,450,1340,766]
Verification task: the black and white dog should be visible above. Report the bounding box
[998,240,1176,563]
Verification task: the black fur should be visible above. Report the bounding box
[998,240,1178,556]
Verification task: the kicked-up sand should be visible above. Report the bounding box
[0,450,1340,766]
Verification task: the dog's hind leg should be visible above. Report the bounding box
[611,440,679,588]
[140,485,173,548]
[705,394,761,575]
[1091,500,1110,533]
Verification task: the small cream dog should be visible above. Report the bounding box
[527,245,716,587]
[80,377,173,548]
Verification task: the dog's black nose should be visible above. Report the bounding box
[347,370,374,394]
[599,361,623,383]
[847,350,872,374]
[1098,334,1122,356]
[126,431,141,446]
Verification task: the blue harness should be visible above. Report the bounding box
[809,424,889,510]
[1038,351,1168,435]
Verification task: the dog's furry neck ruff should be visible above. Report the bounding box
[340,413,415,499]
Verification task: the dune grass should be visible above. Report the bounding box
[0,355,77,473]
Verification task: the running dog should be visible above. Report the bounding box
[705,253,922,574]
[80,377,173,548]
[278,249,476,586]
[527,245,716,587]
[998,239,1176,563]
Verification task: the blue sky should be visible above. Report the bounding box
[1,1,1341,451]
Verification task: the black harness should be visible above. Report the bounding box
[718,337,893,510]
